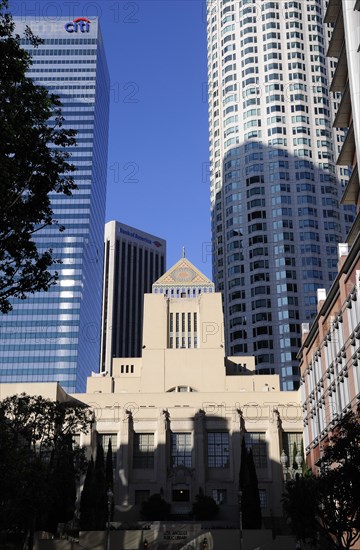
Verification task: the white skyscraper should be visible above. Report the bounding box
[206,0,354,389]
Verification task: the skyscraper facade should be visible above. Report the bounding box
[100,221,166,372]
[325,0,360,224]
[0,17,109,392]
[206,0,354,389]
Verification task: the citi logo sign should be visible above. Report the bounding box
[64,17,91,33]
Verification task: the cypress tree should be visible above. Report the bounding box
[105,440,114,521]
[246,449,262,529]
[93,443,107,529]
[239,438,250,528]
[106,439,114,490]
[292,442,298,470]
[43,436,77,533]
[239,438,262,529]
[79,457,95,530]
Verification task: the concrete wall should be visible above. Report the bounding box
[35,529,312,550]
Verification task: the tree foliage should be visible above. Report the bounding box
[93,443,108,529]
[292,441,298,470]
[106,439,114,521]
[79,443,112,530]
[239,438,262,529]
[106,439,114,490]
[192,488,219,521]
[141,494,171,521]
[0,0,76,313]
[42,436,77,533]
[0,393,91,545]
[283,406,360,550]
[79,457,95,530]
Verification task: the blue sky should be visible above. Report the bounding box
[10,0,212,278]
[104,1,212,277]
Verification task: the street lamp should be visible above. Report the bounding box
[280,449,303,481]
[106,488,113,550]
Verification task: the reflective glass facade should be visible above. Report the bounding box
[206,0,355,390]
[0,18,109,392]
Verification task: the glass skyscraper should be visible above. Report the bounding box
[206,0,354,389]
[0,17,109,392]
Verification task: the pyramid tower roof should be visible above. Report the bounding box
[153,256,214,289]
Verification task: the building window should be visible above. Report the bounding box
[282,432,303,466]
[259,489,267,508]
[171,433,192,467]
[207,432,230,468]
[135,490,150,504]
[244,433,267,468]
[212,489,227,504]
[98,433,117,466]
[133,433,154,469]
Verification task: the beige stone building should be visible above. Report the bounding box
[0,258,303,528]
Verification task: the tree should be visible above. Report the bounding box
[0,394,91,547]
[239,438,262,529]
[192,489,219,521]
[106,439,114,491]
[292,441,298,470]
[93,443,108,529]
[42,435,77,533]
[79,457,95,530]
[105,439,114,521]
[282,474,323,546]
[141,494,171,521]
[283,406,360,550]
[79,443,111,530]
[246,448,262,528]
[0,0,76,313]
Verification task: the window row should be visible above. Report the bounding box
[130,431,271,469]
